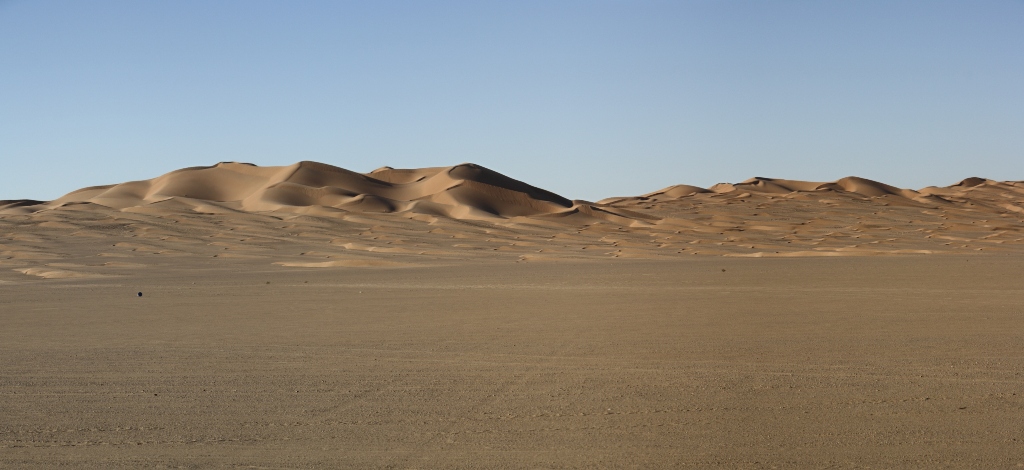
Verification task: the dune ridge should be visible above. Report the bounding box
[10,162,575,220]
[1,162,1022,271]
[604,175,1022,203]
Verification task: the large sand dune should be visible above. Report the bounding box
[44,161,576,219]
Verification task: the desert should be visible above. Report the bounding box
[2,162,1023,467]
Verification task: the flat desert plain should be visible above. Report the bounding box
[2,162,1023,468]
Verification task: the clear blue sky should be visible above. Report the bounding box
[2,1,1022,201]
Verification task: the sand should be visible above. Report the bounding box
[1,162,1023,467]
[2,162,1022,267]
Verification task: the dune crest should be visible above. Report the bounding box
[10,162,577,221]
[630,175,974,201]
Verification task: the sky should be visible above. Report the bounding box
[1,1,1022,201]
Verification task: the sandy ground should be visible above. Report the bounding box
[2,255,1022,468]
[2,162,1023,467]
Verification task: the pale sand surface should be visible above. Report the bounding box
[2,256,1022,468]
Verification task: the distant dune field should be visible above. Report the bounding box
[1,162,1022,274]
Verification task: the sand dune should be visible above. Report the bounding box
[11,161,575,220]
[1,163,1022,272]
